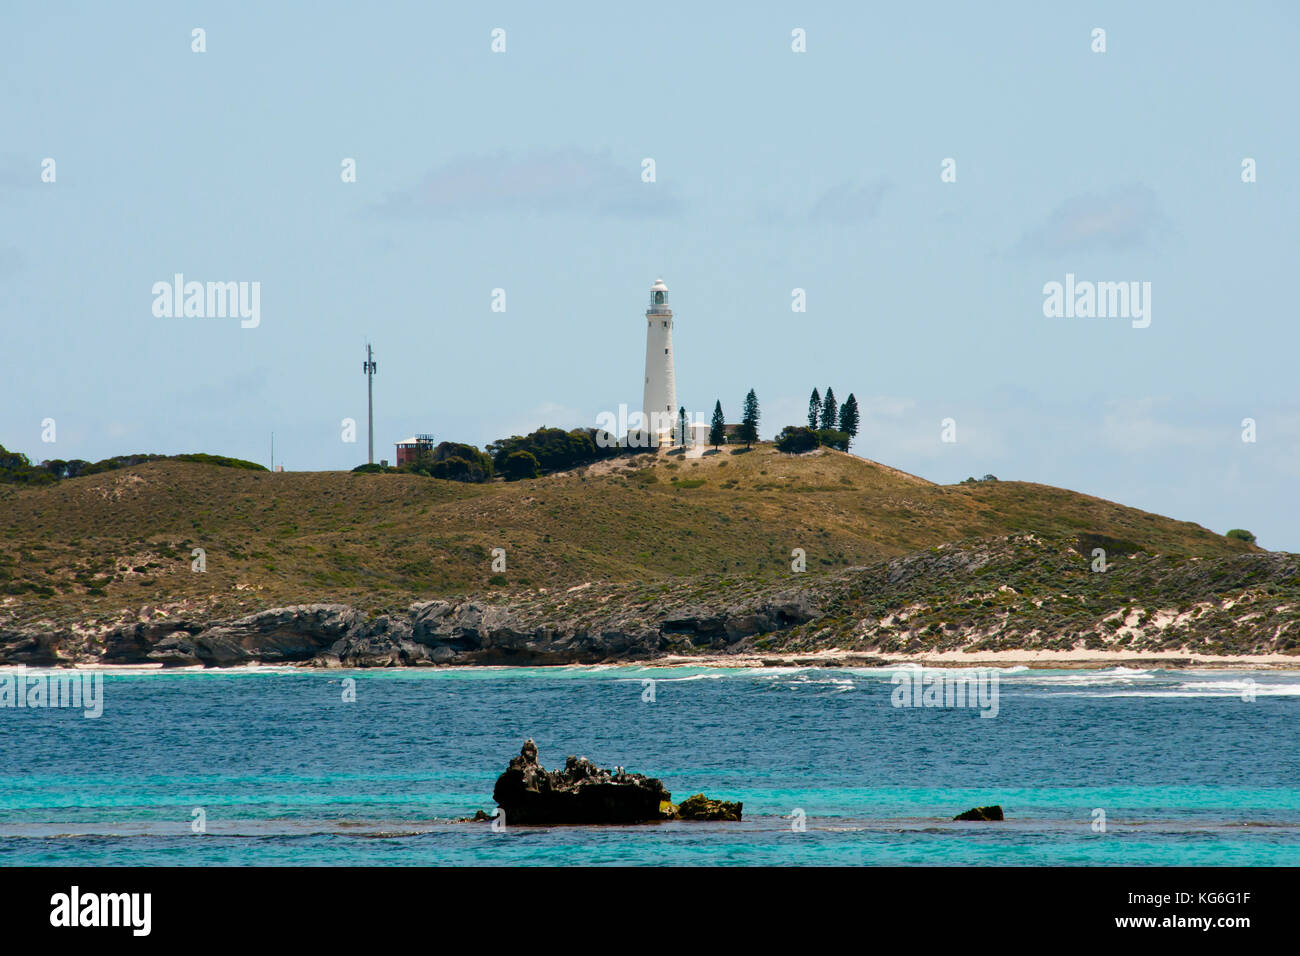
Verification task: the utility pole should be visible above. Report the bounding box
[362,343,377,464]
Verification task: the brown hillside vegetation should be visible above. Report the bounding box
[0,444,1254,631]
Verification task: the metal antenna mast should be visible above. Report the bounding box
[362,343,377,464]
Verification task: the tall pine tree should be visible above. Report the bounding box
[709,400,726,448]
[821,388,838,431]
[838,393,860,446]
[739,390,760,448]
[807,388,821,429]
[677,406,688,447]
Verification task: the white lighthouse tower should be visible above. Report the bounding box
[641,277,677,447]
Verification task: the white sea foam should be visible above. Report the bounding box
[0,664,301,676]
[1056,681,1300,698]
[1012,668,1157,686]
[649,672,732,682]
[774,675,856,688]
[1178,681,1300,696]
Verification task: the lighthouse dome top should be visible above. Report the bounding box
[647,277,671,313]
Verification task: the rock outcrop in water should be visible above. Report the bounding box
[675,793,743,821]
[953,805,1004,821]
[491,739,673,825]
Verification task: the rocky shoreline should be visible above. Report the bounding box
[4,601,1297,670]
[4,536,1299,668]
[0,590,819,667]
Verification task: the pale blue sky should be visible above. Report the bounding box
[4,2,1299,547]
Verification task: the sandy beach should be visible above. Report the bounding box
[650,648,1300,670]
[33,648,1298,671]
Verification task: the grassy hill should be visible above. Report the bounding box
[0,444,1257,637]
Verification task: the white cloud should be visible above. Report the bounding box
[1097,398,1219,454]
[1017,184,1167,254]
[374,149,682,220]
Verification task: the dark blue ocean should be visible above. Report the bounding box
[2,665,1298,865]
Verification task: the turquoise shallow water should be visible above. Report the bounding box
[1,665,1298,865]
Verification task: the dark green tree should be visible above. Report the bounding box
[807,388,821,429]
[739,390,760,447]
[709,401,726,448]
[821,388,838,431]
[677,406,688,447]
[815,428,850,451]
[487,427,596,474]
[775,425,819,454]
[500,450,540,481]
[430,456,474,482]
[837,393,860,445]
[433,441,493,480]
